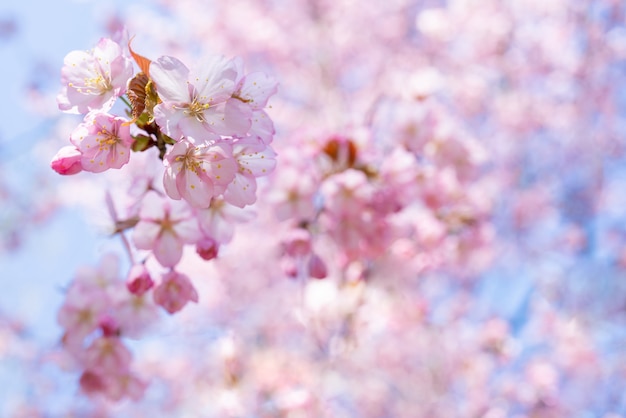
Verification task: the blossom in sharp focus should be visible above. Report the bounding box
[232,69,278,112]
[57,37,133,114]
[248,110,276,144]
[150,55,251,141]
[69,112,134,173]
[132,192,202,268]
[224,138,277,208]
[153,270,199,314]
[163,139,238,208]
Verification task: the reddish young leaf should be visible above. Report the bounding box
[128,36,152,76]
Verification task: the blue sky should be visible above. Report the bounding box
[0,0,132,413]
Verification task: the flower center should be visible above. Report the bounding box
[84,73,112,95]
[96,128,120,152]
[185,99,211,122]
[175,149,202,174]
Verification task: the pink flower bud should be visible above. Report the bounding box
[99,315,120,337]
[51,145,83,175]
[126,264,154,296]
[281,228,312,257]
[79,370,106,397]
[280,256,299,279]
[196,236,219,261]
[308,253,328,279]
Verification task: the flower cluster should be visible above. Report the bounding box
[51,36,277,401]
[57,254,153,401]
[52,37,277,209]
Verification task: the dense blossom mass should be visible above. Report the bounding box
[1,0,625,416]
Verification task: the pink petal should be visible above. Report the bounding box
[177,169,215,208]
[239,72,278,110]
[224,173,257,208]
[202,99,252,136]
[132,221,161,250]
[150,56,191,103]
[139,192,167,220]
[189,55,237,103]
[153,231,183,267]
[163,166,183,200]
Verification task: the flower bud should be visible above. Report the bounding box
[99,315,120,337]
[281,228,312,257]
[280,256,299,279]
[79,370,106,396]
[196,236,219,261]
[51,145,83,175]
[126,264,154,296]
[308,253,328,279]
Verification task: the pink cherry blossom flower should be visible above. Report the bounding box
[84,336,132,374]
[268,165,319,222]
[111,291,159,338]
[150,55,250,140]
[163,139,237,208]
[69,112,134,173]
[153,270,199,314]
[57,285,110,345]
[101,371,148,402]
[57,37,133,114]
[132,192,202,267]
[320,168,372,215]
[50,145,83,175]
[223,138,277,208]
[232,60,278,112]
[73,252,121,291]
[249,110,276,144]
[196,197,255,244]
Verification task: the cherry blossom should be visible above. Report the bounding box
[224,137,277,207]
[150,55,248,140]
[162,139,238,208]
[57,37,133,114]
[69,112,134,173]
[152,270,199,314]
[196,197,255,244]
[132,191,202,267]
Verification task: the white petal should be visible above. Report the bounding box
[150,56,191,103]
[190,55,237,103]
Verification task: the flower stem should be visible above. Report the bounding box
[120,95,132,109]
